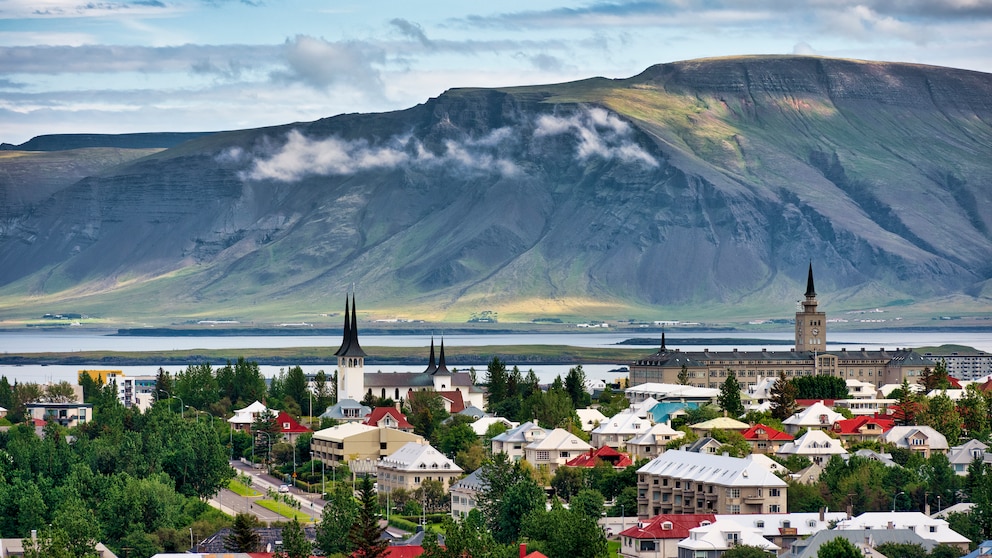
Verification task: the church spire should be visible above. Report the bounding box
[423,336,438,374]
[805,261,816,298]
[659,330,667,353]
[334,293,350,356]
[434,336,451,376]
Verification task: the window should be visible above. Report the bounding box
[560,451,570,458]
[537,450,550,461]
[728,505,741,514]
[769,488,780,497]
[727,488,741,499]
[769,505,781,512]
[414,476,420,483]
[727,533,740,543]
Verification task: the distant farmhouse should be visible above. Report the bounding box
[629,265,934,390]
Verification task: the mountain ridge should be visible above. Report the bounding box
[1,55,990,324]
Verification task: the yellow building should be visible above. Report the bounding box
[311,422,423,470]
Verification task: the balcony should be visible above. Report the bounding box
[744,495,765,504]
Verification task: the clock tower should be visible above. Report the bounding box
[795,263,826,352]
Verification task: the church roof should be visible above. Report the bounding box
[423,337,437,374]
[335,293,367,358]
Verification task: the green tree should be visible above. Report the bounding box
[312,370,332,416]
[522,386,579,429]
[570,488,606,522]
[770,371,799,421]
[154,367,173,404]
[275,517,312,558]
[317,483,359,556]
[920,391,962,444]
[678,364,691,386]
[958,384,990,438]
[565,365,592,409]
[895,378,923,426]
[349,475,388,558]
[485,356,509,412]
[722,545,775,558]
[551,465,585,501]
[818,537,862,558]
[719,372,745,418]
[284,365,309,412]
[874,542,928,558]
[437,415,478,458]
[521,501,608,558]
[225,513,262,553]
[597,385,629,418]
[408,390,449,441]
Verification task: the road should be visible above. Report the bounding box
[207,460,327,524]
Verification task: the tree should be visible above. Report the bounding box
[722,545,775,558]
[154,367,173,404]
[408,390,449,441]
[225,513,262,553]
[350,475,388,558]
[522,386,579,429]
[436,415,478,458]
[678,364,691,386]
[874,542,928,558]
[818,537,862,558]
[551,465,585,501]
[920,391,962,445]
[895,378,923,426]
[44,381,77,403]
[317,483,359,556]
[284,365,309,412]
[719,371,745,418]
[485,356,509,411]
[521,502,608,558]
[493,475,546,544]
[275,517,312,558]
[919,360,952,392]
[570,488,606,522]
[770,371,799,420]
[958,384,990,438]
[312,370,332,416]
[565,365,592,408]
[598,385,629,418]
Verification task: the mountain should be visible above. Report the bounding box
[1,55,991,324]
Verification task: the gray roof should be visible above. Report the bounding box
[320,398,371,419]
[451,469,486,492]
[782,529,935,558]
[637,449,787,488]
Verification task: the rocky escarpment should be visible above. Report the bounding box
[0,55,990,320]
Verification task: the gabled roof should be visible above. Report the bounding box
[832,415,895,436]
[627,423,685,446]
[469,416,517,436]
[777,430,848,457]
[637,450,787,488]
[319,398,371,420]
[783,401,843,427]
[592,409,652,435]
[565,446,633,468]
[619,514,717,540]
[275,411,312,434]
[379,441,462,474]
[363,407,413,430]
[690,417,750,431]
[742,423,793,442]
[526,428,593,452]
[881,425,950,450]
[450,469,486,492]
[458,405,487,419]
[437,390,465,413]
[491,421,548,444]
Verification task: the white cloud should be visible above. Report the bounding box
[535,107,659,167]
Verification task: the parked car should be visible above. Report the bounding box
[278,484,290,493]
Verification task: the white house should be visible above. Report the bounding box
[776,430,848,466]
[523,428,594,472]
[782,401,844,434]
[834,512,971,551]
[676,518,779,558]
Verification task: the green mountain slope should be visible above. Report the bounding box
[1,55,990,324]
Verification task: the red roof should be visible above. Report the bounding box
[437,390,466,413]
[978,378,992,393]
[382,547,425,558]
[741,423,793,442]
[619,514,717,540]
[832,415,895,435]
[947,376,963,389]
[524,552,549,558]
[363,407,414,430]
[275,411,313,434]
[566,446,634,468]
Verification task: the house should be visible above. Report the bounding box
[947,439,991,475]
[193,526,318,554]
[228,400,270,432]
[741,424,793,454]
[618,514,716,558]
[834,512,971,551]
[458,406,487,420]
[0,406,6,419]
[960,539,992,558]
[23,401,92,428]
[683,437,724,455]
[491,421,549,461]
[718,511,849,555]
[782,401,844,434]
[275,410,312,444]
[776,430,848,466]
[688,417,750,438]
[523,428,594,472]
[627,423,686,461]
[469,415,517,436]
[319,398,371,423]
[311,422,423,469]
[1,538,118,557]
[363,407,415,432]
[377,441,462,493]
[831,415,895,445]
[880,426,949,458]
[676,518,779,558]
[625,383,719,406]
[100,371,158,412]
[636,450,788,517]
[781,528,936,558]
[566,446,634,469]
[450,469,485,519]
[591,407,654,449]
[577,408,608,431]
[437,390,466,414]
[843,449,899,468]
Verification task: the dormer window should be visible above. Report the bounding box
[661,521,673,530]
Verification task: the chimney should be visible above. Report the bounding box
[887,521,894,530]
[820,507,825,522]
[520,543,527,558]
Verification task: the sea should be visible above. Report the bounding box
[1,330,990,386]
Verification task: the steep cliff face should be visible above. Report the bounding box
[1,56,990,320]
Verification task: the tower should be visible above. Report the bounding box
[795,263,826,352]
[334,293,367,401]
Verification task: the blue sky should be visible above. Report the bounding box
[2,0,991,145]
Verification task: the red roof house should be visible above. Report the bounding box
[275,411,313,444]
[437,390,466,414]
[618,514,717,558]
[565,445,634,469]
[832,415,895,443]
[741,423,793,454]
[363,407,414,431]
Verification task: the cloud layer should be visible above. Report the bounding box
[234,107,657,182]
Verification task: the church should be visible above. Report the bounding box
[333,294,487,410]
[628,264,934,390]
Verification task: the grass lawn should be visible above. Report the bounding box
[227,479,261,497]
[256,499,315,522]
[608,540,621,558]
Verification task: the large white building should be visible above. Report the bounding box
[376,441,462,492]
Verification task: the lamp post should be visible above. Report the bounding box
[158,390,184,418]
[620,503,625,534]
[892,491,905,512]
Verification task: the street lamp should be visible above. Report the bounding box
[158,390,185,419]
[892,491,905,512]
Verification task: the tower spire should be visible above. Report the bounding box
[659,330,667,353]
[424,336,438,374]
[345,292,365,356]
[334,293,350,356]
[434,335,450,375]
[805,261,816,298]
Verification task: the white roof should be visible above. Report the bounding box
[626,383,719,400]
[680,518,779,552]
[576,408,608,431]
[379,441,462,473]
[926,388,965,400]
[717,512,848,537]
[747,453,789,475]
[881,426,949,450]
[783,401,844,427]
[312,422,378,441]
[227,400,269,424]
[491,421,549,443]
[835,512,970,546]
[777,430,849,457]
[592,409,653,435]
[627,423,685,446]
[526,428,593,452]
[878,383,925,397]
[470,416,517,436]
[637,449,787,488]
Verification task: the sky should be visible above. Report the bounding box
[2,0,992,145]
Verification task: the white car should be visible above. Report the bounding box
[278,484,290,493]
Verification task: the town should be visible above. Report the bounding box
[1,269,991,558]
